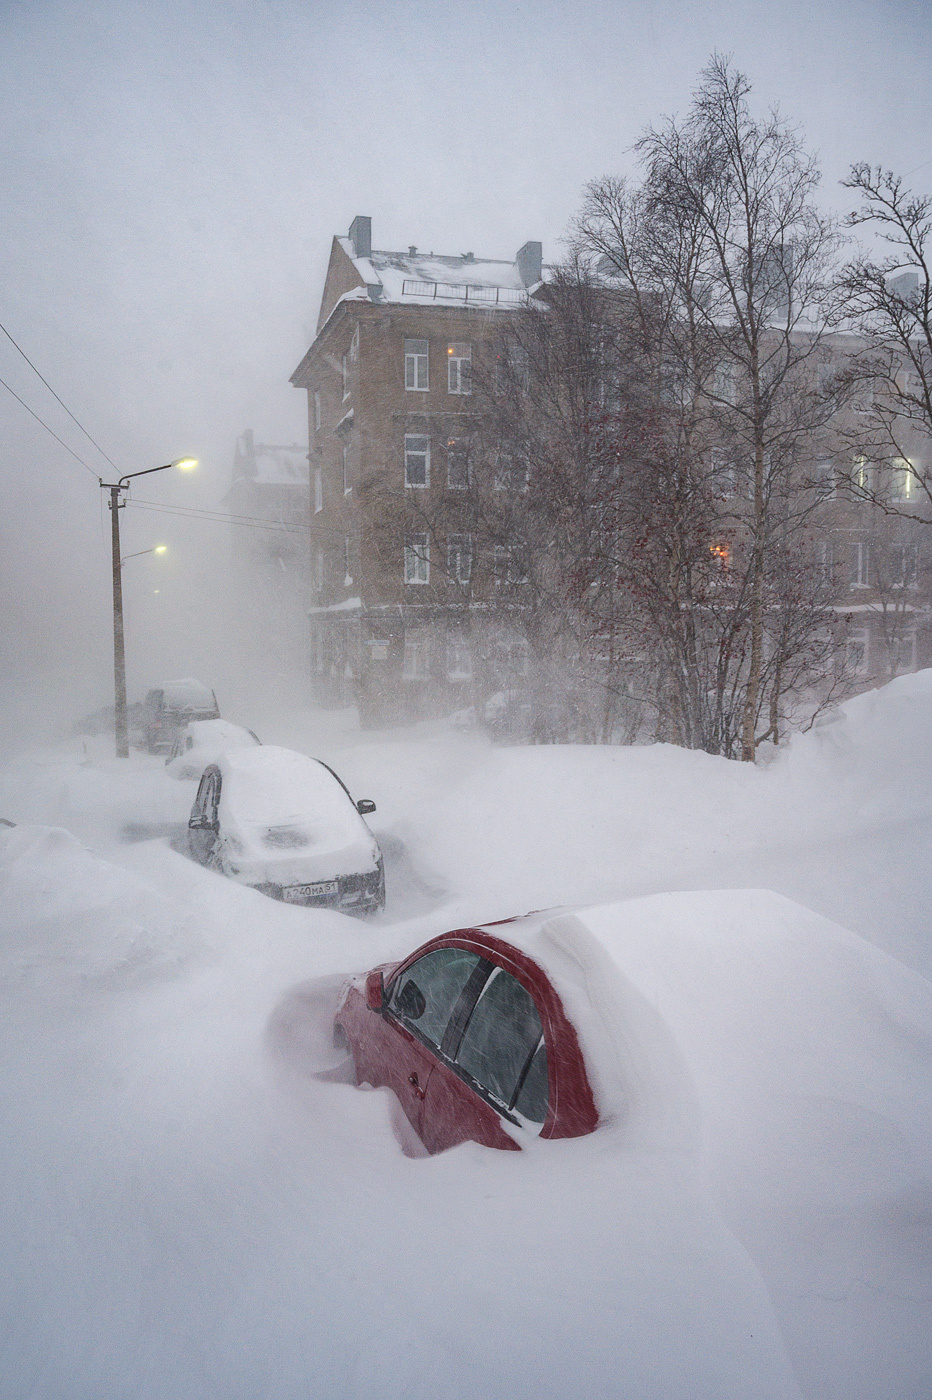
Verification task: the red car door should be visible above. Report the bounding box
[376,947,487,1143]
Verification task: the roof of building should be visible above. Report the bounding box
[232,433,308,487]
[337,238,532,309]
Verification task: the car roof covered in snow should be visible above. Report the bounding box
[459,889,932,1150]
[160,678,217,709]
[214,745,363,837]
[183,719,258,746]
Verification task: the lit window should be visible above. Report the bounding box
[404,534,430,584]
[404,434,430,487]
[405,338,429,391]
[447,343,472,394]
[710,542,730,569]
[892,459,916,501]
[447,534,472,583]
[314,467,322,513]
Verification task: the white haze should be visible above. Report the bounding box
[1,0,930,751]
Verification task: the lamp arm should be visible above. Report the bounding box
[117,463,173,489]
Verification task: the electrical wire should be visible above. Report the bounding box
[0,372,100,477]
[126,498,347,540]
[0,317,120,472]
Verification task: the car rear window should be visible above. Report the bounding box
[454,967,544,1112]
[388,947,483,1050]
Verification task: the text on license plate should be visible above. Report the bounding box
[282,880,339,902]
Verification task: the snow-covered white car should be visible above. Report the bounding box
[187,746,384,915]
[166,718,261,780]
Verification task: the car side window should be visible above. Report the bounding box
[207,774,221,824]
[513,1040,548,1124]
[455,967,545,1114]
[388,947,483,1050]
[193,772,211,819]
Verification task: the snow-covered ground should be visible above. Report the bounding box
[1,673,931,1399]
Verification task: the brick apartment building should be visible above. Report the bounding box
[290,217,931,727]
[290,216,543,722]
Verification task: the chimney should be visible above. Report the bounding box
[349,215,371,259]
[516,240,542,287]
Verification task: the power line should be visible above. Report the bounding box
[0,318,120,472]
[0,373,100,477]
[127,498,345,540]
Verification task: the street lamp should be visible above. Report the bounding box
[100,459,196,757]
[121,544,168,567]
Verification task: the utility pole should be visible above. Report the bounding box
[99,458,196,758]
[109,485,129,758]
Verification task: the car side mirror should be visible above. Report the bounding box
[356,798,376,816]
[365,969,384,1011]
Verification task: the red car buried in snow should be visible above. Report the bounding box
[333,921,599,1154]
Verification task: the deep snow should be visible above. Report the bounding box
[0,672,931,1399]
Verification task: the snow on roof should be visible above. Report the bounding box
[161,679,217,709]
[337,237,529,308]
[250,445,308,486]
[218,745,362,836]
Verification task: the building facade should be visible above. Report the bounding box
[290,216,543,723]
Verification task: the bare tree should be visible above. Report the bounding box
[576,55,842,758]
[834,165,932,522]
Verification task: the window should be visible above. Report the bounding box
[815,539,834,583]
[447,342,471,394]
[891,541,919,588]
[402,635,431,680]
[315,547,324,592]
[447,533,472,583]
[388,947,482,1048]
[892,459,916,502]
[493,544,528,584]
[313,390,321,432]
[343,535,353,585]
[712,361,738,405]
[446,635,472,680]
[712,449,738,495]
[446,438,470,489]
[405,338,429,391]
[849,540,871,588]
[341,441,351,494]
[494,450,529,492]
[404,533,430,584]
[341,354,350,401]
[891,628,918,674]
[455,967,545,1115]
[314,467,322,513]
[494,343,529,393]
[846,627,870,676]
[404,434,430,488]
[814,460,836,498]
[852,458,873,496]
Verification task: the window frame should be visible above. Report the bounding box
[447,342,472,395]
[447,532,472,584]
[405,338,429,392]
[404,533,430,585]
[404,433,430,488]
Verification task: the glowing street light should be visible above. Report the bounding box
[121,544,168,567]
[99,459,196,757]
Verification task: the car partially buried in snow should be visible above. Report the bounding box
[142,678,220,754]
[334,916,599,1153]
[166,718,261,780]
[187,746,384,915]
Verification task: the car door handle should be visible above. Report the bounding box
[408,1072,426,1100]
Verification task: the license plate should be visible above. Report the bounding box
[282,880,339,903]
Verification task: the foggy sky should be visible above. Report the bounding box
[1,0,930,749]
